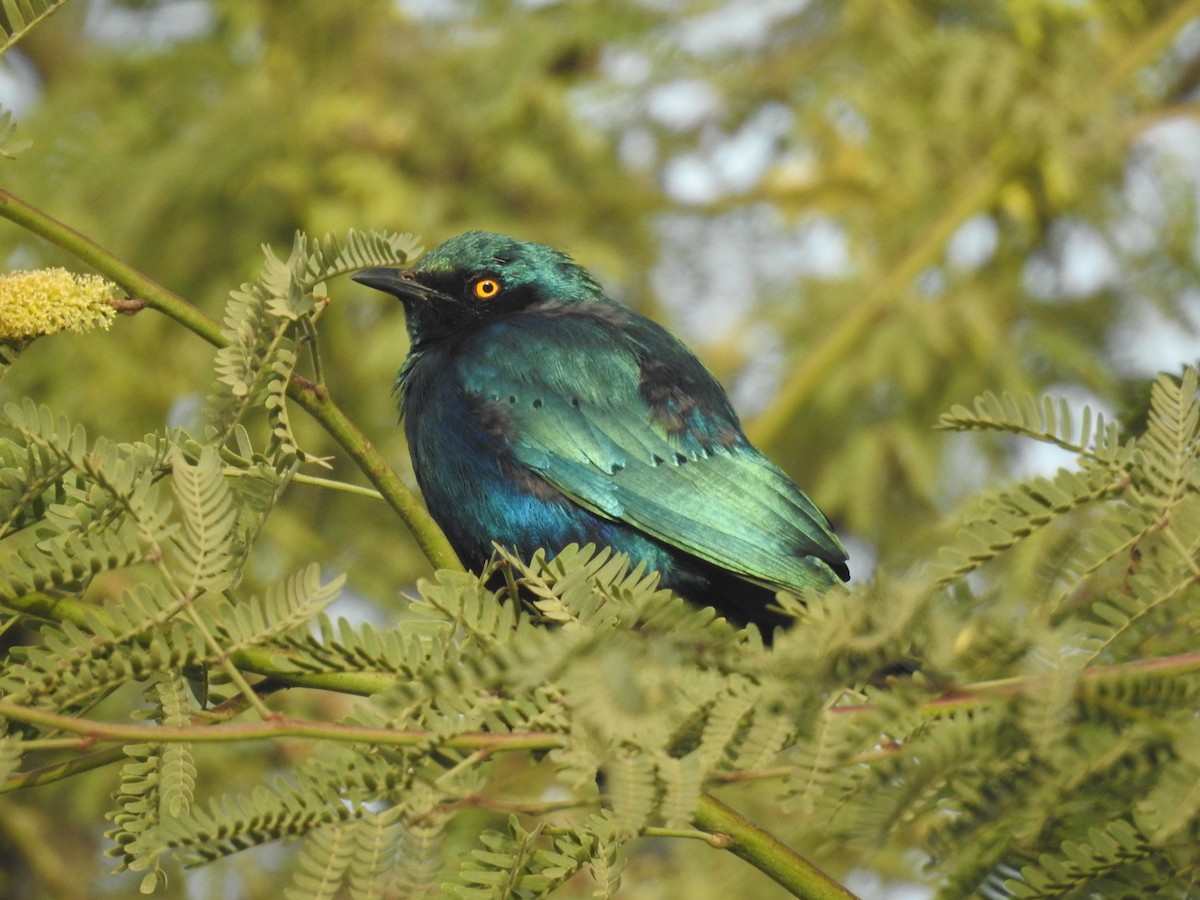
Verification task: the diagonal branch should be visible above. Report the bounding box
[0,189,461,571]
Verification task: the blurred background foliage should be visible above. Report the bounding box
[0,0,1198,897]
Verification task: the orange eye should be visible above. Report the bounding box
[473,278,501,300]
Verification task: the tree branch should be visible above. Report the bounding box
[0,188,461,572]
[0,698,564,753]
[693,793,859,900]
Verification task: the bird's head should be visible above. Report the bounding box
[353,231,604,347]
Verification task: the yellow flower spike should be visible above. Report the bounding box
[0,268,119,340]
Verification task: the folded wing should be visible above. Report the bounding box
[459,308,849,592]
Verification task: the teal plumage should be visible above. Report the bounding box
[354,232,848,631]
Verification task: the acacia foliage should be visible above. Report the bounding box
[0,1,1198,898]
[1,231,1199,897]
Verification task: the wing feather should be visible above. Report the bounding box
[458,308,848,590]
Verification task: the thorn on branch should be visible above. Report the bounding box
[289,372,327,399]
[109,297,149,315]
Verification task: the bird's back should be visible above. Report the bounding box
[397,298,848,627]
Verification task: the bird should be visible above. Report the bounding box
[352,231,849,633]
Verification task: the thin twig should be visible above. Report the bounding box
[693,793,859,900]
[0,698,565,753]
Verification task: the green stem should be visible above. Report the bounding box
[0,698,564,752]
[0,189,461,572]
[1103,0,1200,87]
[693,793,858,899]
[0,189,222,343]
[0,697,837,899]
[13,589,1200,714]
[288,379,460,570]
[0,747,127,795]
[289,472,383,499]
[3,590,399,696]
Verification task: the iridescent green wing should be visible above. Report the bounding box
[460,307,847,590]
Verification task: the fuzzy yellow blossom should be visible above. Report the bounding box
[0,268,118,340]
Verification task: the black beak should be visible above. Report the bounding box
[352,267,445,305]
